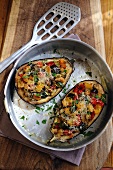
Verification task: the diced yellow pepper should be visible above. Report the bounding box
[36,83,44,92]
[85,82,93,90]
[94,104,102,115]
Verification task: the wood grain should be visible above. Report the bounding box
[0,0,10,56]
[101,0,113,167]
[0,0,113,169]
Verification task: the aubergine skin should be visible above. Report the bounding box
[15,57,73,105]
[50,80,106,143]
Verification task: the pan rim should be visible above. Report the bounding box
[4,38,113,151]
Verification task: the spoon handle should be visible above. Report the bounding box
[0,41,33,73]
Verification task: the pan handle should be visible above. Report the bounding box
[0,40,34,74]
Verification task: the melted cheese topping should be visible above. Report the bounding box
[15,58,73,105]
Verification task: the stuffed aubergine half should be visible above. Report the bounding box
[15,58,73,105]
[50,80,106,142]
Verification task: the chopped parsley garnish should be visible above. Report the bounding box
[87,111,91,114]
[95,95,99,99]
[36,120,40,125]
[22,125,25,128]
[36,106,41,111]
[101,94,106,103]
[28,61,32,66]
[64,69,67,73]
[57,82,64,87]
[36,93,41,96]
[71,105,77,112]
[59,94,62,98]
[42,119,47,124]
[20,115,25,120]
[85,71,92,77]
[72,101,75,106]
[33,70,38,75]
[46,106,53,111]
[35,110,40,114]
[48,112,53,115]
[52,73,57,77]
[34,75,39,83]
[75,100,79,104]
[52,98,56,104]
[62,87,67,94]
[22,75,29,78]
[68,84,71,88]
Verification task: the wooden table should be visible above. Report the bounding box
[0,0,113,169]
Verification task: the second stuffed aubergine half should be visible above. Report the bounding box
[15,57,73,105]
[50,80,106,143]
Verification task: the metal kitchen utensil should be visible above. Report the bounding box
[0,2,81,73]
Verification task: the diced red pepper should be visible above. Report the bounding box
[73,84,85,95]
[19,73,23,78]
[91,98,104,106]
[46,61,55,66]
[73,86,78,93]
[54,124,59,129]
[96,100,104,106]
[63,130,72,135]
[37,61,43,67]
[74,95,77,100]
[91,97,97,105]
[51,85,56,90]
[91,112,95,120]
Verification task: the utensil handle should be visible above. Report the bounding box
[0,41,33,73]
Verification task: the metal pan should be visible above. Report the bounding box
[4,38,113,151]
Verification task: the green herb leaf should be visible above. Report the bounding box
[95,95,99,99]
[20,115,25,120]
[36,106,41,110]
[34,75,39,83]
[64,69,67,73]
[75,100,79,104]
[48,112,53,115]
[36,120,40,125]
[59,94,62,98]
[52,73,57,77]
[87,111,91,114]
[62,87,67,94]
[101,94,106,103]
[42,119,47,124]
[22,75,29,79]
[46,106,53,111]
[57,82,63,87]
[28,61,32,66]
[85,72,92,77]
[36,93,41,96]
[52,98,56,104]
[35,110,40,114]
[22,125,25,128]
[71,105,77,112]
[33,70,38,75]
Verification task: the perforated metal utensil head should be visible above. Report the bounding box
[32,2,81,42]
